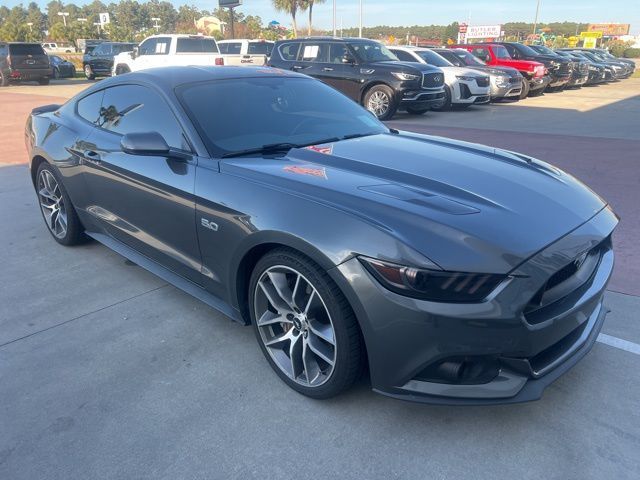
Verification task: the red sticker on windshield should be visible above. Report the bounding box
[305,144,334,155]
[283,165,328,179]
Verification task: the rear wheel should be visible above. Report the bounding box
[84,64,95,80]
[363,84,398,121]
[36,163,86,246]
[249,249,363,399]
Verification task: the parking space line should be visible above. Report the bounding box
[597,333,640,355]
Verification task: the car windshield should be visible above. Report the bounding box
[415,49,452,67]
[350,42,398,62]
[178,76,388,156]
[247,42,273,55]
[113,44,135,54]
[515,43,540,57]
[493,46,511,59]
[451,50,485,66]
[534,45,555,55]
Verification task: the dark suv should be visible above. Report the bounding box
[484,42,572,91]
[0,42,52,86]
[83,42,137,79]
[268,37,445,120]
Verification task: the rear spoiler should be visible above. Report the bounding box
[31,104,61,115]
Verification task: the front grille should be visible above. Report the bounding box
[422,72,444,88]
[475,76,490,87]
[558,62,571,75]
[524,238,610,324]
[579,62,589,74]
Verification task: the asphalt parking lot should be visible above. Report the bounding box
[1,78,640,479]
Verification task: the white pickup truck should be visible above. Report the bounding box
[217,39,274,66]
[42,42,74,53]
[112,34,226,75]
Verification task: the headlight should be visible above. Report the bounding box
[391,72,420,81]
[588,65,597,71]
[495,75,510,87]
[455,75,476,82]
[359,257,507,303]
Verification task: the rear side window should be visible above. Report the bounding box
[176,38,218,53]
[98,85,188,150]
[77,90,105,125]
[392,49,417,62]
[278,42,300,61]
[0,44,8,56]
[301,43,329,62]
[471,47,491,61]
[9,44,45,56]
[247,42,272,55]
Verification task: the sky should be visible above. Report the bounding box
[5,0,640,34]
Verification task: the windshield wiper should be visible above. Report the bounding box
[221,138,340,159]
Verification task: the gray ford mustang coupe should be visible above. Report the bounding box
[26,66,617,404]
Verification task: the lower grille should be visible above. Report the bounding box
[422,72,444,88]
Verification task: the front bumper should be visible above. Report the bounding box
[548,74,571,88]
[567,72,589,87]
[399,88,446,108]
[529,75,551,92]
[332,206,617,405]
[452,80,491,105]
[491,79,523,99]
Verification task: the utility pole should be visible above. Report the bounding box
[359,0,363,38]
[151,17,161,32]
[58,11,69,27]
[532,0,541,37]
[228,6,235,39]
[332,0,336,37]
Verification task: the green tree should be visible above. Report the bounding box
[273,0,304,38]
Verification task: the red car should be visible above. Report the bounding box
[450,43,551,98]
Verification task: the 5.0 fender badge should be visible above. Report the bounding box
[201,218,219,231]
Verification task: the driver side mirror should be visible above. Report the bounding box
[121,132,191,161]
[131,46,139,59]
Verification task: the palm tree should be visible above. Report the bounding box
[272,0,304,38]
[302,0,325,36]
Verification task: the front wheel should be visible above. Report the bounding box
[114,64,130,76]
[249,249,363,399]
[36,163,86,246]
[519,80,530,99]
[52,67,59,79]
[84,64,95,80]
[363,84,398,121]
[431,85,452,111]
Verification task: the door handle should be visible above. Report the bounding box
[291,65,304,70]
[322,67,334,72]
[83,150,102,164]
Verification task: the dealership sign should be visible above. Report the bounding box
[466,25,502,39]
[587,23,630,36]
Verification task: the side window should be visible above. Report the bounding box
[472,48,490,62]
[394,50,417,62]
[329,43,350,63]
[505,45,518,59]
[98,85,188,150]
[153,37,171,55]
[300,43,329,63]
[138,38,157,56]
[218,43,229,54]
[77,90,105,125]
[0,44,8,57]
[92,44,104,55]
[278,42,300,61]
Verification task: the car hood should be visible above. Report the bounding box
[462,65,520,77]
[372,60,441,73]
[221,133,607,273]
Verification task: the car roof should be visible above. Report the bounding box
[83,66,307,93]
[276,37,378,43]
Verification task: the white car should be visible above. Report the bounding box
[217,39,274,66]
[389,46,491,110]
[112,34,225,75]
[42,42,74,54]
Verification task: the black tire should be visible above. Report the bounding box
[38,77,50,85]
[115,64,130,76]
[0,70,9,87]
[35,162,86,246]
[405,105,430,115]
[84,64,95,80]
[431,84,452,111]
[529,87,545,97]
[519,80,530,99]
[52,67,59,79]
[363,84,398,121]
[249,248,364,399]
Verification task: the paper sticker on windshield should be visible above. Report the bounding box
[283,165,328,179]
[305,144,334,155]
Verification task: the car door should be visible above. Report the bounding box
[91,43,112,74]
[312,42,362,100]
[80,83,202,283]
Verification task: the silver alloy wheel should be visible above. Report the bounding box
[254,265,337,387]
[84,65,92,77]
[38,169,67,239]
[367,90,390,117]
